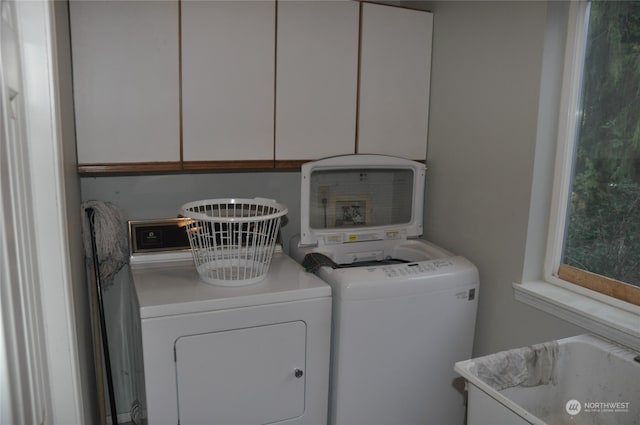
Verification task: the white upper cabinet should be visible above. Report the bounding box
[275,1,359,161]
[181,1,276,162]
[69,1,432,171]
[358,3,433,160]
[70,1,180,164]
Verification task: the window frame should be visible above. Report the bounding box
[514,0,640,353]
[544,0,640,309]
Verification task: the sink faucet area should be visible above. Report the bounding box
[455,334,640,425]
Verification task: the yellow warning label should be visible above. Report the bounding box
[348,234,358,242]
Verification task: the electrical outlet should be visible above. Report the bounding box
[319,186,330,204]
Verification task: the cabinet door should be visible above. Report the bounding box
[175,321,306,425]
[358,4,433,160]
[182,1,275,162]
[275,1,359,162]
[70,1,180,164]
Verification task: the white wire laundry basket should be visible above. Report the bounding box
[179,198,288,286]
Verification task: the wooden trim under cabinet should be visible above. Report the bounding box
[78,158,426,175]
[77,162,184,175]
[78,160,276,175]
[274,159,308,169]
[181,160,275,171]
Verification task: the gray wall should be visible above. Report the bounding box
[53,2,98,423]
[81,1,585,359]
[81,171,302,252]
[423,0,583,355]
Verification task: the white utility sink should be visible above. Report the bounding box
[455,334,640,425]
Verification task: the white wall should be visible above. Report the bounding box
[423,0,583,356]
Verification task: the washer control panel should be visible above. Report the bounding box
[380,260,455,278]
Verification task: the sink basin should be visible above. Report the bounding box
[455,334,640,425]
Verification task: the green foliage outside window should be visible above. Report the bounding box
[564,1,640,287]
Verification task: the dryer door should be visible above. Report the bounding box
[175,321,306,425]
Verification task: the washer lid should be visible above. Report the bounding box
[300,154,426,247]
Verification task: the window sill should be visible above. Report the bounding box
[513,281,640,352]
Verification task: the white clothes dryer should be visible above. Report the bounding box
[290,154,479,425]
[129,219,332,425]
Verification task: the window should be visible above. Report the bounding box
[549,1,640,307]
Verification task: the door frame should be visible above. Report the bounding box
[1,1,85,423]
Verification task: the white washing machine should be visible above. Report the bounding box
[129,219,332,425]
[290,154,480,425]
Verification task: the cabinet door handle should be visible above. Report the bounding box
[294,368,304,378]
